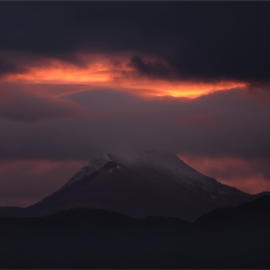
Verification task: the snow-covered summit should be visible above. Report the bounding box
[64,153,113,187]
[107,150,225,191]
[64,150,221,191]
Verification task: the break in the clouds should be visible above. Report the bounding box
[0,2,270,205]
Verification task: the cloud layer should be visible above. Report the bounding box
[0,85,269,204]
[0,2,270,84]
[0,83,86,122]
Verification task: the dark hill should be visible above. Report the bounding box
[0,195,269,268]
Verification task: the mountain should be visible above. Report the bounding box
[23,150,251,221]
[194,194,270,268]
[197,192,270,226]
[0,195,269,268]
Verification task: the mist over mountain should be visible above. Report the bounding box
[0,150,251,221]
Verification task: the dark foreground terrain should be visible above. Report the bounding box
[0,195,269,268]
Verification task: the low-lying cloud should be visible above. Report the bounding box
[0,86,269,160]
[0,84,86,122]
[0,85,270,204]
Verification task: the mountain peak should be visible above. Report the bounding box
[31,149,250,221]
[88,152,113,166]
[64,152,122,188]
[64,150,240,194]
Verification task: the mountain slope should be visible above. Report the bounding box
[26,150,251,221]
[197,193,270,226]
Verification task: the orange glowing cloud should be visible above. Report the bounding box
[2,54,248,98]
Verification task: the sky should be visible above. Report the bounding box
[0,2,270,206]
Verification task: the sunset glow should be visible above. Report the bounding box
[2,57,247,98]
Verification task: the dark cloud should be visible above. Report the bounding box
[0,2,269,83]
[0,58,17,75]
[0,86,269,161]
[130,56,175,79]
[0,84,86,122]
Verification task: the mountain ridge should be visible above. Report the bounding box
[0,194,270,268]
